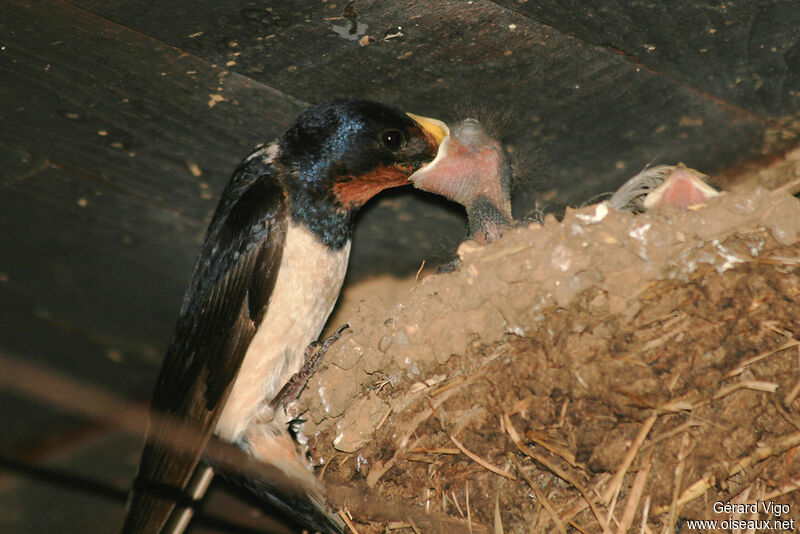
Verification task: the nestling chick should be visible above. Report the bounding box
[608,163,720,212]
[409,117,513,245]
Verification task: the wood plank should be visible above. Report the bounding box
[0,430,298,533]
[68,0,794,213]
[0,145,49,188]
[0,1,795,529]
[0,3,463,464]
[1,0,465,280]
[1,0,304,223]
[0,155,191,453]
[0,158,191,382]
[0,433,134,533]
[491,0,800,127]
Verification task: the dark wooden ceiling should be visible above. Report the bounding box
[1,0,798,531]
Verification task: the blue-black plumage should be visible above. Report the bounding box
[121,99,445,534]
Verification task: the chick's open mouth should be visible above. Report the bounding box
[405,113,451,179]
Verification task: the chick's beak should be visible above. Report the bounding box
[407,113,449,147]
[406,112,452,182]
[643,165,720,210]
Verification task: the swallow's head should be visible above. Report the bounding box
[280,99,446,209]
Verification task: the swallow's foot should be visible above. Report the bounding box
[269,324,350,411]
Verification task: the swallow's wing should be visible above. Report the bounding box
[121,153,288,534]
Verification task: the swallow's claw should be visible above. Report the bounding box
[269,324,350,411]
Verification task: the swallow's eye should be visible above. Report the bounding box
[379,129,405,151]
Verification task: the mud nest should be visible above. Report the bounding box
[297,174,800,533]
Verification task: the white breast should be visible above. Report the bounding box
[214,222,350,441]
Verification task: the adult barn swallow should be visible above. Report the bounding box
[121,99,446,534]
[409,118,513,245]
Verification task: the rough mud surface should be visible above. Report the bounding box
[298,166,800,533]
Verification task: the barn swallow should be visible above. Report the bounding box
[120,99,446,534]
[608,163,719,212]
[409,117,513,245]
